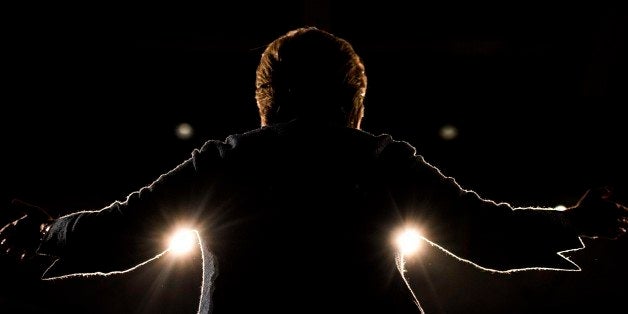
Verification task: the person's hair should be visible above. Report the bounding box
[255,27,367,128]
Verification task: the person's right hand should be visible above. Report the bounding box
[0,199,52,261]
[566,187,628,239]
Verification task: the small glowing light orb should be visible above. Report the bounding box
[396,228,423,256]
[439,124,458,141]
[175,123,194,140]
[169,229,196,255]
[554,205,567,211]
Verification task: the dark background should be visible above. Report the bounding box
[1,1,626,313]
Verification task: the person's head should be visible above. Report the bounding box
[255,27,367,129]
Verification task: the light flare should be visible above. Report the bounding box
[169,228,196,255]
[395,227,423,256]
[175,123,194,140]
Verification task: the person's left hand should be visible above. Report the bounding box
[0,199,52,261]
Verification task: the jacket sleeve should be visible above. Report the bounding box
[379,137,583,272]
[37,139,229,278]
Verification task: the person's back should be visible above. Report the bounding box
[203,121,417,312]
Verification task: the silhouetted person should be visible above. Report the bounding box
[1,27,627,313]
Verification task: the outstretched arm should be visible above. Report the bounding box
[380,138,627,271]
[0,139,228,278]
[38,157,202,277]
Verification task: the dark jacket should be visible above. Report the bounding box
[38,120,582,313]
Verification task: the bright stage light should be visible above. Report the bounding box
[169,228,196,255]
[439,124,458,141]
[395,227,423,256]
[175,123,194,140]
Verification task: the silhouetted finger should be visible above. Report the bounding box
[10,199,52,221]
[17,249,38,262]
[578,187,614,206]
[0,235,13,253]
[20,249,38,262]
[0,237,9,252]
[0,221,18,247]
[0,215,28,235]
[586,186,613,200]
[0,221,14,234]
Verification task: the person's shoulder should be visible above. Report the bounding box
[194,127,265,155]
[359,130,417,160]
[364,132,431,176]
[188,127,273,171]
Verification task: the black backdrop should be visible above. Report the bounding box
[2,2,626,313]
